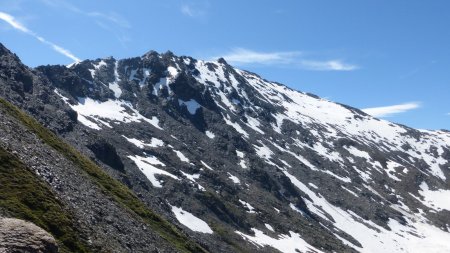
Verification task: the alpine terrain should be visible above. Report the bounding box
[1,43,450,253]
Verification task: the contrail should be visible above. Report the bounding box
[0,11,81,62]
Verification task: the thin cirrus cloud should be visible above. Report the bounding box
[218,48,301,65]
[0,11,80,62]
[216,48,358,71]
[180,2,209,18]
[39,0,131,47]
[181,4,197,17]
[40,0,130,28]
[362,102,421,118]
[299,60,358,71]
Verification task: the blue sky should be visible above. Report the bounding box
[1,0,449,130]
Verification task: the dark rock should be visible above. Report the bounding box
[87,138,125,172]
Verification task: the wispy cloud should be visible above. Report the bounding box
[218,48,301,65]
[0,11,80,62]
[180,2,209,18]
[40,0,130,27]
[362,102,421,117]
[0,11,29,32]
[181,4,196,17]
[299,60,358,71]
[39,0,130,46]
[84,11,130,28]
[215,48,358,71]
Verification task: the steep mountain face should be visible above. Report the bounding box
[1,43,450,252]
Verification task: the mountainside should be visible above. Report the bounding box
[1,43,450,253]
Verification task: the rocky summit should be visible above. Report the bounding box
[0,42,450,253]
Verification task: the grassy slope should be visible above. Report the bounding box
[0,98,207,253]
[0,146,89,252]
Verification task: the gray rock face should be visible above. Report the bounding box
[0,218,58,253]
[1,42,450,253]
[0,89,179,252]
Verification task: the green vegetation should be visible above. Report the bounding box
[210,222,250,253]
[0,98,207,253]
[196,191,251,253]
[0,146,89,252]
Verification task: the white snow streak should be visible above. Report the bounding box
[170,205,213,234]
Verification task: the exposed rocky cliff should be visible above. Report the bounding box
[1,42,450,253]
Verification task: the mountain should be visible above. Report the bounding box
[1,42,450,253]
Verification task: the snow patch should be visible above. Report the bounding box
[308,183,319,189]
[239,160,247,169]
[224,115,249,138]
[238,199,256,213]
[178,99,201,115]
[123,136,164,148]
[200,160,214,170]
[205,130,215,139]
[236,228,323,253]
[253,142,273,160]
[77,115,102,130]
[265,223,275,232]
[419,182,450,211]
[245,115,264,134]
[342,186,359,197]
[174,150,190,163]
[167,66,179,78]
[89,60,107,78]
[140,68,151,86]
[345,146,371,160]
[180,171,200,182]
[385,161,402,181]
[109,61,122,98]
[60,96,162,130]
[128,155,178,188]
[170,205,213,234]
[236,150,247,168]
[228,173,241,184]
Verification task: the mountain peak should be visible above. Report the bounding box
[217,57,228,65]
[0,43,20,63]
[162,50,175,57]
[0,42,9,55]
[142,49,159,59]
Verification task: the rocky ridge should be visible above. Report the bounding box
[1,42,450,252]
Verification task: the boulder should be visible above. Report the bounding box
[0,218,58,253]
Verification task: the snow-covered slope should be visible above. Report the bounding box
[186,59,450,253]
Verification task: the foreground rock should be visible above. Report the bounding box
[0,218,58,253]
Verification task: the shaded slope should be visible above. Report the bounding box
[0,96,207,253]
